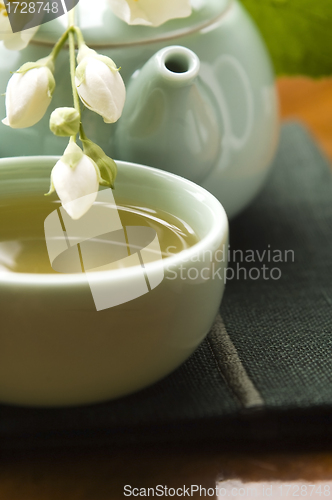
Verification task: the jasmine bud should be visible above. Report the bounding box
[49,107,80,137]
[75,45,126,124]
[49,141,99,220]
[2,57,55,129]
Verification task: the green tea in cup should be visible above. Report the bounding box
[0,194,199,274]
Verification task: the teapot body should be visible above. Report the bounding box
[0,0,278,217]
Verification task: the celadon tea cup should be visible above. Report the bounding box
[0,157,228,407]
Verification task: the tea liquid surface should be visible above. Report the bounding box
[0,195,198,274]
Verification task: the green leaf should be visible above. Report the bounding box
[239,0,332,77]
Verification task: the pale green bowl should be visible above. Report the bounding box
[0,157,228,407]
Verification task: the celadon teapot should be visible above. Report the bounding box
[0,0,279,218]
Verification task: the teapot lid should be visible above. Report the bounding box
[33,0,231,47]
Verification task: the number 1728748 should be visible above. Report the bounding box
[5,2,59,14]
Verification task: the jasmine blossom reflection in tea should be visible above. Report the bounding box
[0,195,198,274]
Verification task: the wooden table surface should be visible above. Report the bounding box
[1,77,332,499]
[278,77,332,161]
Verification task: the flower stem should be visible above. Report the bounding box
[79,123,88,141]
[68,8,80,142]
[49,27,71,61]
[73,26,85,49]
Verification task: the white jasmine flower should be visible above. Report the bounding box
[50,142,99,220]
[108,0,192,27]
[75,45,126,124]
[0,1,39,50]
[2,58,55,129]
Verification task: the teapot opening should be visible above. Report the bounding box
[165,55,190,74]
[159,46,200,84]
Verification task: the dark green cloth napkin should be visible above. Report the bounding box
[1,122,332,449]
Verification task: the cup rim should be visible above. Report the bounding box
[0,157,228,286]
